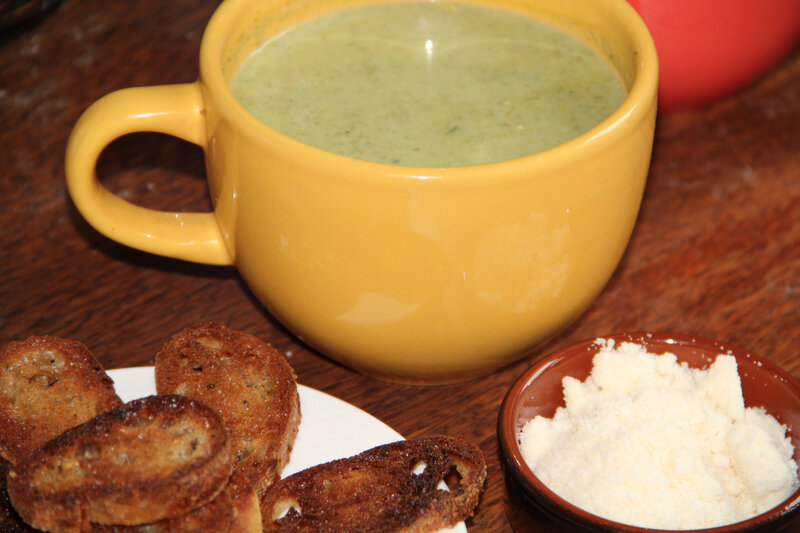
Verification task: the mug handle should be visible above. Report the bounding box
[65,82,232,266]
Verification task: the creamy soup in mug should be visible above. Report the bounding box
[231,1,626,167]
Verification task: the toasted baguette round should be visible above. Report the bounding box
[260,435,486,532]
[7,395,232,533]
[0,336,123,466]
[89,470,261,533]
[155,323,300,495]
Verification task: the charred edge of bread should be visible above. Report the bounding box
[259,435,487,532]
[0,461,36,532]
[0,335,123,466]
[154,322,300,495]
[7,395,232,533]
[88,470,262,533]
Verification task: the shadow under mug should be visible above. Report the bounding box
[65,0,658,384]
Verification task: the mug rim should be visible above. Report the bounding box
[198,0,659,178]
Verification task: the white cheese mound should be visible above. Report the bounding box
[518,339,799,530]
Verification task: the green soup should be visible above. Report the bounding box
[231,2,626,167]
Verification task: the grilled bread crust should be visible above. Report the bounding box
[0,336,123,466]
[0,460,36,532]
[260,435,486,533]
[7,395,232,533]
[223,470,263,533]
[88,470,261,533]
[155,323,300,495]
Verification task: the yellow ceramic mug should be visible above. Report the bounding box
[65,0,658,383]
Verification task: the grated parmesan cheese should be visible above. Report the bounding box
[518,339,800,530]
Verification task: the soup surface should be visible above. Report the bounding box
[231,2,626,166]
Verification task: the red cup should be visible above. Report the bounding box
[627,0,800,110]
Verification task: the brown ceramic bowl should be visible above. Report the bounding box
[498,332,800,532]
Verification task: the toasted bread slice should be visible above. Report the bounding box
[0,336,123,466]
[89,470,261,533]
[155,323,300,495]
[7,395,232,533]
[260,435,486,532]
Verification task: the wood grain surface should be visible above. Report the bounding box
[1,1,798,531]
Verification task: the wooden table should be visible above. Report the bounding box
[1,1,798,531]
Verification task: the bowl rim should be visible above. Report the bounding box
[498,331,800,532]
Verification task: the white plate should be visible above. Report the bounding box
[108,367,466,532]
